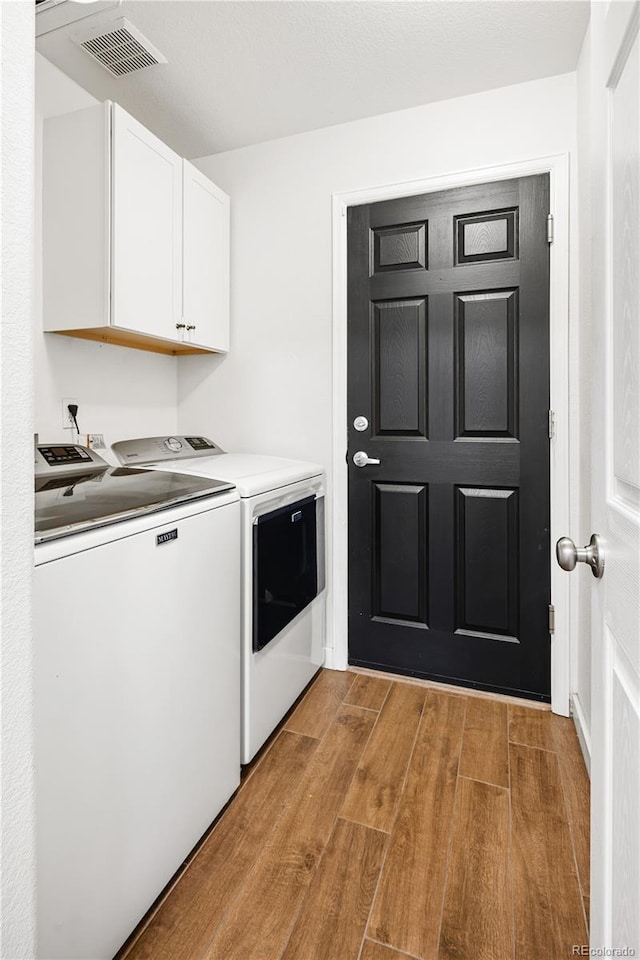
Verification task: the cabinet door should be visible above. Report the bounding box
[111,104,182,341]
[183,160,230,351]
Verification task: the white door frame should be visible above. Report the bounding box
[328,153,573,716]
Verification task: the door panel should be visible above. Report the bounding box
[455,486,519,639]
[374,482,428,625]
[348,176,551,700]
[455,290,518,438]
[372,221,427,273]
[455,208,518,263]
[373,299,428,436]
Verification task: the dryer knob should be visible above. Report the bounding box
[165,437,183,453]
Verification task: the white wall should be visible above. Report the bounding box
[35,54,178,455]
[180,72,580,662]
[0,4,37,956]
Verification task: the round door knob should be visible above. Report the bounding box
[556,534,604,579]
[556,537,578,571]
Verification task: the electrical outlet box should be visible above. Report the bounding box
[61,397,78,430]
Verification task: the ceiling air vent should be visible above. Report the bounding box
[74,18,167,77]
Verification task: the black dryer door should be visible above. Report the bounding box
[253,495,318,652]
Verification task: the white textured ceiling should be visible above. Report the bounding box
[37,0,589,159]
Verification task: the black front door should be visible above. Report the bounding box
[347,175,551,701]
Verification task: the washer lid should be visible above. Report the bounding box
[34,467,236,543]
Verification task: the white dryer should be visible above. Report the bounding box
[112,436,326,763]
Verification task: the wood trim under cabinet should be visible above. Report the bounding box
[48,328,219,356]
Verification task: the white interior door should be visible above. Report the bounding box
[590,1,640,951]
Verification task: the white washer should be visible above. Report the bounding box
[112,436,326,763]
[34,443,241,959]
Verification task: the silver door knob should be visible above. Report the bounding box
[353,451,381,467]
[556,534,604,579]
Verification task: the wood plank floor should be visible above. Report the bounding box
[119,669,590,960]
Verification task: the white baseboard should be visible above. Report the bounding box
[571,692,591,776]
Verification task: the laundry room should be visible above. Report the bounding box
[2,2,640,959]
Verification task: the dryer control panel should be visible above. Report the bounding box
[111,436,225,467]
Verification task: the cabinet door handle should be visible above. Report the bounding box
[175,323,186,330]
[186,324,196,331]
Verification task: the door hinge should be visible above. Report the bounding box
[548,409,555,439]
[547,213,554,244]
[548,603,555,635]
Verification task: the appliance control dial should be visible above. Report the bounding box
[165,437,183,453]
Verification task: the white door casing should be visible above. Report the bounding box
[589,1,640,951]
[330,155,573,716]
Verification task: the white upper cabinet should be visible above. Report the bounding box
[43,101,230,356]
[183,161,230,352]
[111,105,182,343]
